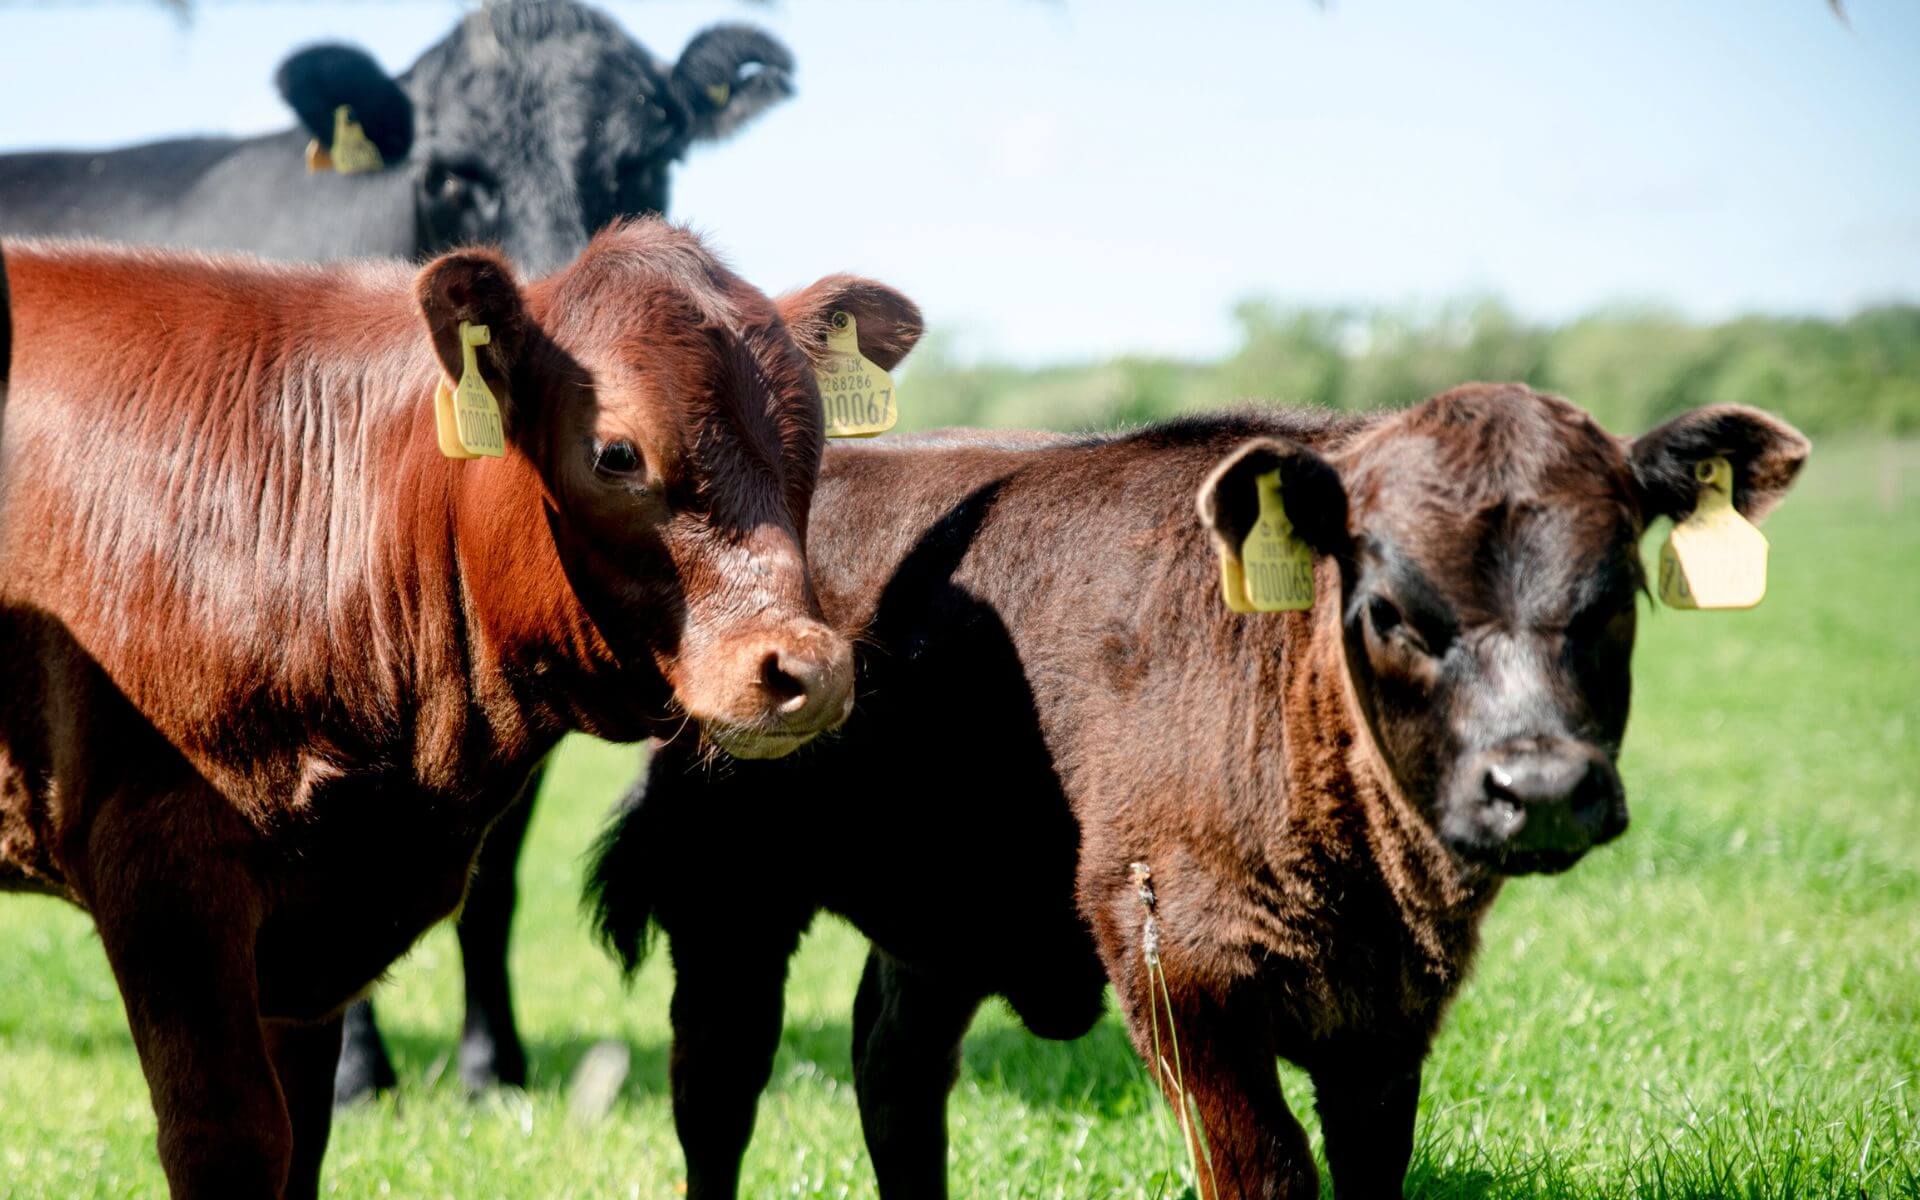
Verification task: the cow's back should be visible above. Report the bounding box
[0,135,417,260]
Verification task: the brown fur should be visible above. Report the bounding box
[590,387,1807,1199]
[0,221,920,1198]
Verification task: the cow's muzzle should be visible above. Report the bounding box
[684,620,855,760]
[1439,738,1628,875]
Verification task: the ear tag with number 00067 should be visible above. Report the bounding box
[1239,468,1315,611]
[433,322,505,459]
[305,104,385,175]
[818,311,897,438]
[1657,456,1767,610]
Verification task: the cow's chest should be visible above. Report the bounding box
[250,769,524,1021]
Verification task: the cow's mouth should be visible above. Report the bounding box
[1491,846,1591,876]
[702,723,821,760]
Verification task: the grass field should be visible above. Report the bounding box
[2,437,1916,1200]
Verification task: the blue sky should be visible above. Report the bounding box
[4,0,1915,363]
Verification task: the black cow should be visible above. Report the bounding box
[0,0,795,1104]
[0,2,788,274]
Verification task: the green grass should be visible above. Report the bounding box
[3,438,1917,1199]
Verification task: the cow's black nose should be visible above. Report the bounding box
[1481,745,1620,856]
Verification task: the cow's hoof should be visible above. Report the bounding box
[332,1037,397,1107]
[458,1033,528,1094]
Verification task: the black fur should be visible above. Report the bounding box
[274,43,415,165]
[0,0,794,275]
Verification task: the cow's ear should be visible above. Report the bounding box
[1198,436,1350,559]
[671,24,796,142]
[275,44,414,166]
[415,250,529,419]
[778,276,924,372]
[1628,405,1810,523]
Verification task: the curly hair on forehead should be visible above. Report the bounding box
[1343,382,1634,514]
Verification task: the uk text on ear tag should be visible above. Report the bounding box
[1240,468,1315,612]
[1658,456,1768,610]
[325,104,385,175]
[818,311,897,438]
[435,322,505,459]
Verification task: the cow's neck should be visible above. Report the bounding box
[1275,562,1498,994]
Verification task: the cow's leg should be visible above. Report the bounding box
[332,998,396,1106]
[455,766,540,1092]
[1115,971,1316,1200]
[1311,1050,1423,1200]
[666,919,805,1200]
[94,873,292,1197]
[268,1017,345,1200]
[849,948,983,1200]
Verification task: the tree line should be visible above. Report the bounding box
[901,299,1920,438]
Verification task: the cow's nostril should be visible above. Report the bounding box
[759,652,810,714]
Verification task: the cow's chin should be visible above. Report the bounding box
[702,724,820,761]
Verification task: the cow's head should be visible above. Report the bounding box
[277,0,793,272]
[1201,385,1808,875]
[414,221,921,758]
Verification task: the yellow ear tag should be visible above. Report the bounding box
[1658,456,1768,610]
[308,104,385,175]
[817,311,897,438]
[1216,548,1255,613]
[706,81,732,108]
[1239,468,1315,612]
[433,322,505,459]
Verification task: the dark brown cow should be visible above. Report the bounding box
[0,221,920,1199]
[589,387,1807,1200]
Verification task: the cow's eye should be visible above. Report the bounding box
[425,162,494,205]
[592,438,643,479]
[1367,594,1432,656]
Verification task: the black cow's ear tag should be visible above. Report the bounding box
[305,104,385,175]
[818,312,898,438]
[433,322,505,460]
[1238,468,1315,612]
[1658,456,1767,610]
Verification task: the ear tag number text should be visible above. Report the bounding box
[305,104,385,175]
[818,311,897,438]
[434,321,505,460]
[1658,456,1767,610]
[1239,468,1315,612]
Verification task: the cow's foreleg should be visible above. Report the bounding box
[665,920,804,1199]
[1311,1047,1422,1200]
[94,865,291,1198]
[849,948,983,1200]
[267,1016,345,1200]
[455,767,539,1092]
[332,998,396,1106]
[1113,967,1317,1200]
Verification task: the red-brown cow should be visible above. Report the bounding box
[590,386,1807,1200]
[0,221,920,1199]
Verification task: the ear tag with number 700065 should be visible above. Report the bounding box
[433,321,505,459]
[1657,456,1768,610]
[1218,468,1315,613]
[817,311,897,438]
